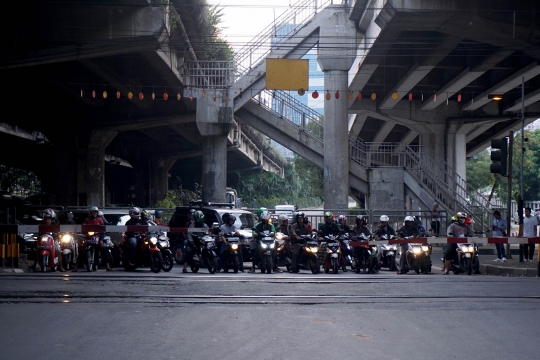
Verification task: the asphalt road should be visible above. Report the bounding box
[1,269,539,360]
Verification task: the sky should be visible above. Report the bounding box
[207,0,296,50]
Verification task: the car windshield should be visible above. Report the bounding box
[230,211,256,229]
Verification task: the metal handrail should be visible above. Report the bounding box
[233,0,333,78]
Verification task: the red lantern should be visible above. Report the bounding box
[357,93,362,100]
[92,90,96,98]
[139,92,144,101]
[190,94,193,101]
[457,94,462,102]
[163,92,168,101]
[434,94,437,102]
[213,95,217,102]
[312,91,319,99]
[116,91,121,99]
[335,91,340,99]
[408,93,413,101]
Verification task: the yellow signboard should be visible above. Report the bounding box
[266,59,309,91]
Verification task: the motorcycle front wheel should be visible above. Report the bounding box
[473,257,481,274]
[266,255,273,274]
[151,252,163,273]
[388,255,396,271]
[332,258,339,274]
[233,256,239,273]
[172,244,184,265]
[464,257,472,275]
[310,258,319,274]
[86,248,94,272]
[40,255,47,273]
[207,256,217,274]
[62,253,72,271]
[162,250,174,272]
[190,264,200,273]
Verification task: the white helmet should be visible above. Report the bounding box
[278,214,288,222]
[380,215,389,222]
[404,216,415,222]
[259,211,270,220]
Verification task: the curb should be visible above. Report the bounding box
[480,264,538,277]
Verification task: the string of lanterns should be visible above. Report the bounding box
[305,89,464,103]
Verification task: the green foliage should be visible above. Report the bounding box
[236,157,323,208]
[0,165,41,196]
[201,4,233,60]
[154,190,181,208]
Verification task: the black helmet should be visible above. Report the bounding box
[356,215,365,224]
[155,210,163,218]
[193,210,204,222]
[221,212,236,223]
[295,212,305,222]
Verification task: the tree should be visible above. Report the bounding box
[0,165,41,196]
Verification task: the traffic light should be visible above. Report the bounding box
[490,137,508,176]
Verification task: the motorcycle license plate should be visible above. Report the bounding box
[264,251,271,255]
[228,237,239,241]
[262,237,273,241]
[328,243,339,246]
[464,253,471,258]
[38,246,49,250]
[387,251,394,256]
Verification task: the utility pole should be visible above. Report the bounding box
[519,76,525,262]
[506,131,513,258]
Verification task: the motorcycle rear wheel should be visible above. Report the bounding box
[151,252,163,273]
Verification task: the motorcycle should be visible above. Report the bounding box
[257,230,276,274]
[35,233,59,272]
[339,233,355,272]
[83,231,100,272]
[291,233,320,274]
[397,238,431,274]
[376,234,397,271]
[353,233,378,274]
[221,233,242,273]
[119,232,164,273]
[97,235,116,269]
[186,232,218,274]
[323,234,342,274]
[275,232,291,269]
[156,232,174,272]
[59,232,77,270]
[445,243,480,275]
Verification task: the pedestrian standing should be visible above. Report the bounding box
[430,203,441,237]
[522,207,538,262]
[492,210,506,262]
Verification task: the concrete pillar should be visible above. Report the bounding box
[201,136,227,203]
[446,123,467,182]
[368,168,405,218]
[195,90,233,203]
[77,130,117,207]
[317,6,357,210]
[150,158,176,205]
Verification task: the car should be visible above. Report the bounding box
[168,202,258,264]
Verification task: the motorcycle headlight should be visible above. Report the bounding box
[159,240,169,248]
[150,237,158,245]
[469,245,475,252]
[413,247,421,254]
[40,236,49,243]
[270,243,275,249]
[327,249,332,254]
[421,245,429,252]
[61,234,71,243]
[231,244,239,250]
[261,243,268,249]
[371,246,377,252]
[88,232,95,236]
[310,247,318,253]
[337,248,341,253]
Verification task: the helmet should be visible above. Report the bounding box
[193,210,204,222]
[66,211,73,221]
[43,208,56,219]
[379,215,389,222]
[404,216,415,222]
[324,211,334,223]
[141,210,149,219]
[129,207,141,219]
[188,209,196,218]
[450,215,457,223]
[338,215,347,222]
[356,215,365,223]
[256,207,268,218]
[259,210,270,221]
[456,212,466,224]
[155,210,163,218]
[296,212,305,222]
[278,214,288,223]
[222,212,236,223]
[98,211,104,217]
[89,206,99,215]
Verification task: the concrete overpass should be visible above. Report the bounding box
[0,0,285,207]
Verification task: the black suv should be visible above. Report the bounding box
[168,202,257,264]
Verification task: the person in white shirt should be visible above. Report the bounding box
[522,207,538,262]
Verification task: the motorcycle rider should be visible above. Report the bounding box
[248,208,267,273]
[251,209,278,273]
[33,209,66,272]
[84,206,112,271]
[154,210,166,226]
[318,212,340,236]
[352,215,371,237]
[125,207,143,267]
[97,210,110,225]
[182,210,209,273]
[273,214,290,273]
[289,212,310,273]
[397,216,420,274]
[217,212,245,273]
[337,215,351,233]
[443,212,474,275]
[62,211,78,271]
[373,215,395,239]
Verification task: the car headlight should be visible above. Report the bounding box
[231,244,239,250]
[310,247,318,253]
[413,247,421,254]
[422,245,429,252]
[261,243,268,249]
[61,234,71,243]
[88,232,95,236]
[150,237,158,245]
